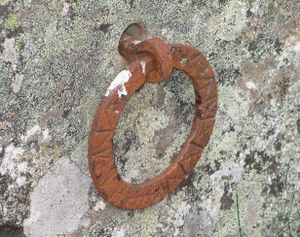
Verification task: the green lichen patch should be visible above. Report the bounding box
[15,37,23,53]
[4,13,20,30]
[70,0,78,13]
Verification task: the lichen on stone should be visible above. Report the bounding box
[0,0,299,236]
[4,13,20,30]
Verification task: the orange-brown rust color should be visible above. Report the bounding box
[88,37,218,210]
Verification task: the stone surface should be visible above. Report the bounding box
[23,156,91,237]
[0,0,299,236]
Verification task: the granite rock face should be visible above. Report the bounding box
[0,0,299,236]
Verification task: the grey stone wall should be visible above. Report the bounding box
[0,0,299,236]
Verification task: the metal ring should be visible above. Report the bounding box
[88,41,217,210]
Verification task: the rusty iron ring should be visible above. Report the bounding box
[88,36,218,210]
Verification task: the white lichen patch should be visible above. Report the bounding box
[277,40,300,69]
[210,160,244,186]
[11,73,24,94]
[105,70,131,98]
[1,37,19,71]
[21,124,42,142]
[173,201,191,236]
[161,28,168,35]
[249,1,263,17]
[1,148,28,189]
[201,160,244,220]
[0,123,54,191]
[0,144,25,180]
[140,61,146,74]
[20,124,51,143]
[112,226,126,237]
[16,176,27,186]
[61,1,70,16]
[79,216,91,229]
[42,128,51,142]
[154,191,188,236]
[93,200,106,211]
[292,41,300,52]
[0,143,41,188]
[24,156,91,237]
[17,161,29,173]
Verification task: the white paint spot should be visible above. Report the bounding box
[21,124,41,142]
[246,81,258,90]
[105,70,131,98]
[24,156,91,237]
[132,40,141,45]
[61,2,70,16]
[11,73,24,94]
[140,61,146,74]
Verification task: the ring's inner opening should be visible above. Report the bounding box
[113,70,195,183]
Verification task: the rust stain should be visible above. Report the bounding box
[88,34,218,210]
